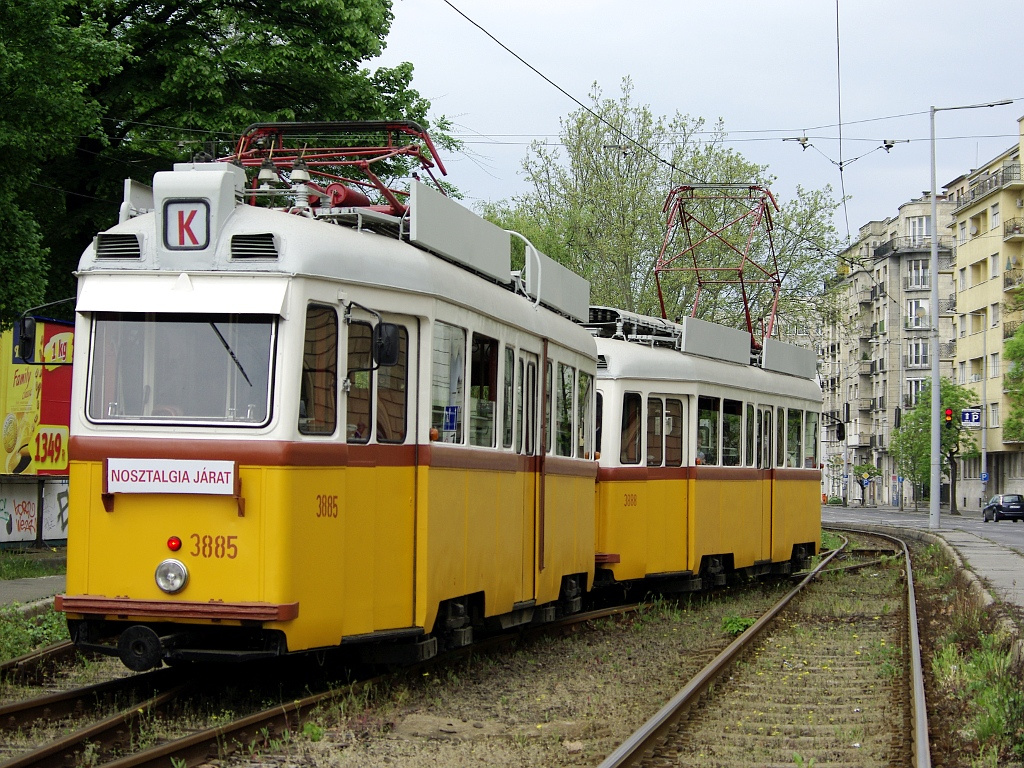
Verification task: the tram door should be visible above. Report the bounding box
[518,352,539,597]
[756,405,774,556]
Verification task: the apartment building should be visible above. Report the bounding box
[947,117,1024,509]
[822,195,955,505]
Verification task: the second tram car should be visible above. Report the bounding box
[586,308,821,591]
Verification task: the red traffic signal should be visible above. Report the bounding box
[945,408,954,428]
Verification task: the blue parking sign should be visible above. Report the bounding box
[443,405,459,431]
[961,408,982,428]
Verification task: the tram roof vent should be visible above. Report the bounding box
[597,354,608,370]
[231,233,279,259]
[95,233,142,259]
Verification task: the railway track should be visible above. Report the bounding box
[599,530,929,767]
[2,535,928,768]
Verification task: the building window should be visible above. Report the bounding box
[907,259,929,288]
[959,222,967,244]
[992,202,1000,229]
[906,299,928,327]
[990,403,1000,428]
[991,303,1000,325]
[958,313,966,338]
[908,216,931,244]
[906,339,929,367]
[907,378,925,405]
[991,255,1000,279]
[957,361,966,384]
[959,268,967,291]
[991,352,1000,378]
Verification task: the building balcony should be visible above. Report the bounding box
[952,163,1023,211]
[1004,217,1024,241]
[856,397,873,412]
[904,316,930,330]
[904,355,930,369]
[1006,319,1022,340]
[940,340,956,359]
[903,277,931,291]
[939,296,956,314]
[873,235,954,259]
[1005,269,1024,291]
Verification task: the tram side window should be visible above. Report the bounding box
[515,357,524,453]
[745,403,755,466]
[503,346,514,449]
[524,360,537,455]
[722,399,742,466]
[578,372,594,459]
[647,397,663,466]
[697,396,720,465]
[776,407,786,468]
[545,362,553,454]
[299,305,338,435]
[470,334,498,447]
[376,326,408,443]
[787,408,803,468]
[804,412,819,468]
[431,322,466,443]
[620,392,642,464]
[556,363,575,456]
[595,391,604,456]
[665,399,683,466]
[346,322,372,443]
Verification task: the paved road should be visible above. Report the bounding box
[823,504,1024,556]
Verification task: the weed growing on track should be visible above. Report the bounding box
[0,605,68,661]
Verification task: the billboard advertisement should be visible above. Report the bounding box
[2,321,73,476]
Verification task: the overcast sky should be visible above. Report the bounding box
[374,0,1023,245]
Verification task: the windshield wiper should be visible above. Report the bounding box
[209,322,253,386]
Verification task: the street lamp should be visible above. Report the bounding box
[929,99,1012,530]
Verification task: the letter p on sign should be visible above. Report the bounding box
[164,200,210,250]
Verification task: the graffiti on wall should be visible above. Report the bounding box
[0,479,69,543]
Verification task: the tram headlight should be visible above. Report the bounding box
[155,559,189,594]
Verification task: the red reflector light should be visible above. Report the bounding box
[167,536,182,551]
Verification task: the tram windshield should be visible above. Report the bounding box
[87,312,276,425]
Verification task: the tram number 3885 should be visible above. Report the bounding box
[316,494,340,518]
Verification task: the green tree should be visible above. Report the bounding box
[481,79,843,331]
[889,378,978,513]
[852,463,882,505]
[32,0,440,307]
[1002,322,1024,441]
[0,0,122,328]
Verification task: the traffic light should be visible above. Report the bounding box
[945,407,954,429]
[836,422,846,441]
